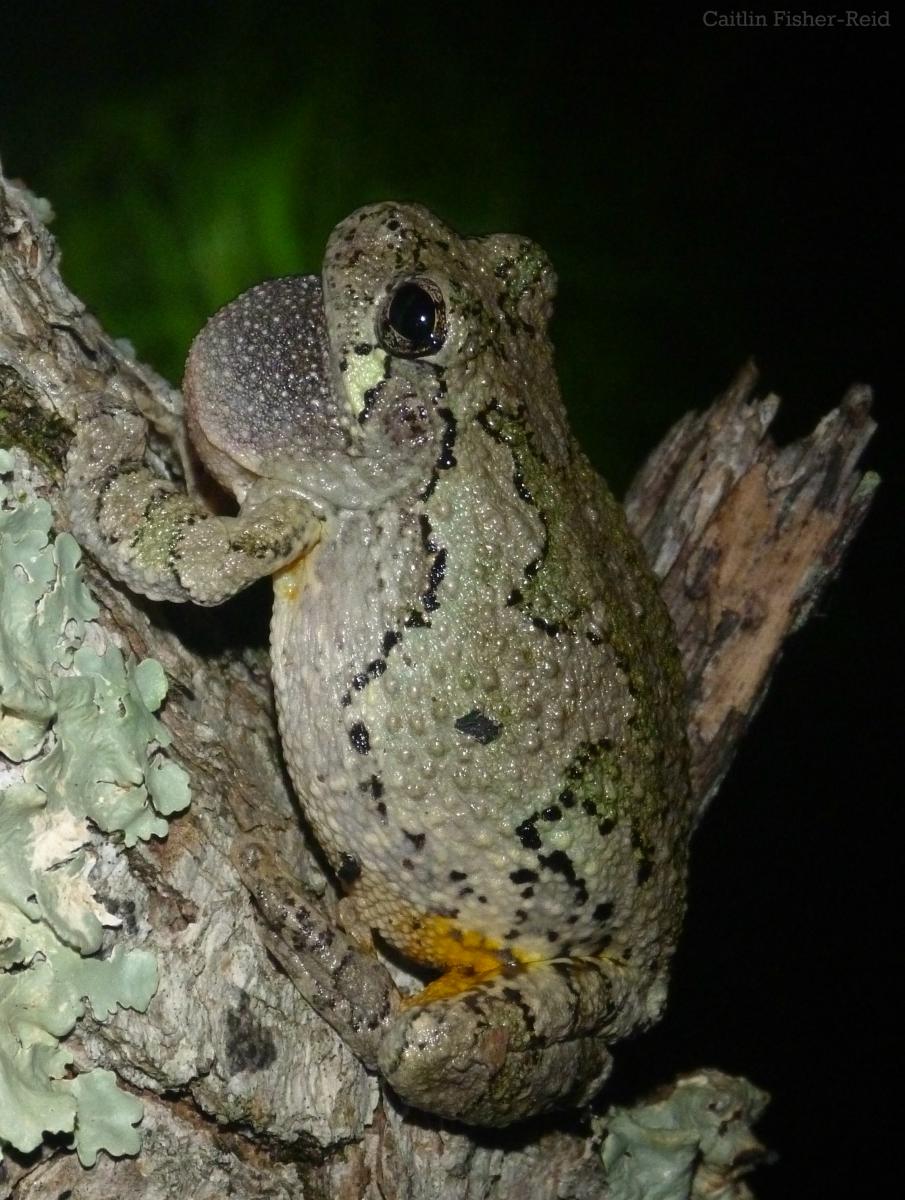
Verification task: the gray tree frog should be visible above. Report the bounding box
[66,204,692,1126]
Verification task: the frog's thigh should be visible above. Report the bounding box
[377,956,627,1127]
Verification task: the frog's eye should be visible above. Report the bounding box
[378,278,447,358]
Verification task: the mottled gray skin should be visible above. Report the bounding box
[66,204,692,1126]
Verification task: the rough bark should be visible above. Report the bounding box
[0,170,877,1198]
[623,361,877,815]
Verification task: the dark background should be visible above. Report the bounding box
[1,5,898,1196]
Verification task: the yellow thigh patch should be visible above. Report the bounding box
[399,915,540,1006]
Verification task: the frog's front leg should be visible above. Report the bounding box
[65,402,322,604]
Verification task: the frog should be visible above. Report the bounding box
[65,202,693,1127]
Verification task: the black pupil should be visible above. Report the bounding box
[387,282,437,348]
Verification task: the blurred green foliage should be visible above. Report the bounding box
[0,4,891,494]
[0,8,721,489]
[47,88,548,374]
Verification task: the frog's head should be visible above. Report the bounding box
[183,203,558,512]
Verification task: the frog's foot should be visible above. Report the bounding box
[378,956,637,1127]
[231,837,400,1066]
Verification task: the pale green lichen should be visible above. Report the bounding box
[597,1069,770,1200]
[0,448,191,1166]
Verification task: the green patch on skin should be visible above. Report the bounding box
[481,407,686,834]
[558,741,624,829]
[0,367,73,473]
[0,452,190,1165]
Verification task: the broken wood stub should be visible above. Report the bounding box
[625,361,878,815]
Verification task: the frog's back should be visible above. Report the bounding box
[272,428,691,987]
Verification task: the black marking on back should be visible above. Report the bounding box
[357,384,381,425]
[422,547,447,612]
[454,709,503,745]
[338,853,361,884]
[531,615,560,637]
[404,609,431,628]
[474,399,560,622]
[566,739,613,781]
[350,656,387,694]
[359,774,384,799]
[631,827,655,885]
[515,814,542,850]
[417,395,457,501]
[436,405,457,469]
[537,849,589,905]
[341,611,420,708]
[418,513,436,553]
[349,722,371,755]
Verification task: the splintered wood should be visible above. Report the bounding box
[625,362,877,814]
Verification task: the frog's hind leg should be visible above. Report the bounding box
[231,837,400,1067]
[378,954,642,1127]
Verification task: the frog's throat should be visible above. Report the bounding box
[399,915,542,1007]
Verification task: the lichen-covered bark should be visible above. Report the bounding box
[0,169,876,1198]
